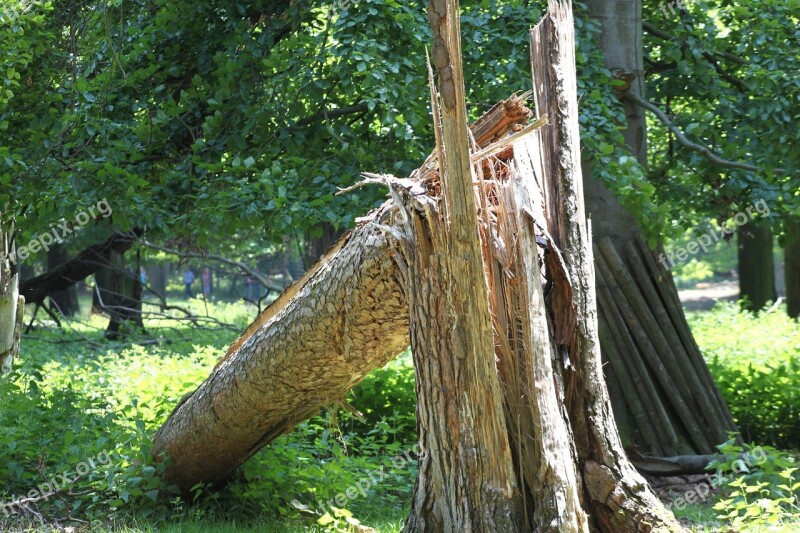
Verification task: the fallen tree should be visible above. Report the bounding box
[151,93,533,492]
[20,229,142,306]
[153,1,685,530]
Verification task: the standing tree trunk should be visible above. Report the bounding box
[94,249,144,339]
[786,218,800,319]
[0,224,24,374]
[402,2,522,530]
[47,244,80,317]
[145,263,171,301]
[738,220,777,312]
[583,0,738,457]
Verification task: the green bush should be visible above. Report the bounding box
[0,306,417,530]
[709,440,800,528]
[689,303,800,450]
[348,350,416,444]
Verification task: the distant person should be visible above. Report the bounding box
[139,267,148,285]
[202,267,213,299]
[183,266,195,299]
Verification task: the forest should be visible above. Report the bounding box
[1,0,798,531]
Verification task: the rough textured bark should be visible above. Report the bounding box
[0,225,24,375]
[151,204,410,491]
[786,218,800,319]
[583,0,737,457]
[401,2,522,530]
[738,220,777,312]
[47,244,80,317]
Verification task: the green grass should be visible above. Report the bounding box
[1,300,415,532]
[2,298,799,531]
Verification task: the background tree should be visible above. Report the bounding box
[640,0,800,314]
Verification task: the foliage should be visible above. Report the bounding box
[0,0,698,250]
[642,0,800,238]
[0,302,416,531]
[688,303,800,449]
[709,440,799,529]
[348,350,416,443]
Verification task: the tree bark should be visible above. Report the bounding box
[47,244,80,317]
[401,2,522,530]
[93,249,144,339]
[738,220,777,312]
[153,3,687,530]
[0,225,24,374]
[151,203,410,490]
[786,218,800,319]
[583,0,738,456]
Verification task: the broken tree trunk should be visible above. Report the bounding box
[525,3,681,529]
[153,2,685,529]
[401,1,522,530]
[151,93,532,494]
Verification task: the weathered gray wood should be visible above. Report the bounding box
[531,2,684,531]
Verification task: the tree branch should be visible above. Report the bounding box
[140,241,285,293]
[623,91,793,175]
[643,21,746,65]
[294,103,370,128]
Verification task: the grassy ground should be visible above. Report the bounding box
[1,294,798,532]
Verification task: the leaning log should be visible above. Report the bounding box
[151,95,532,493]
[151,204,409,489]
